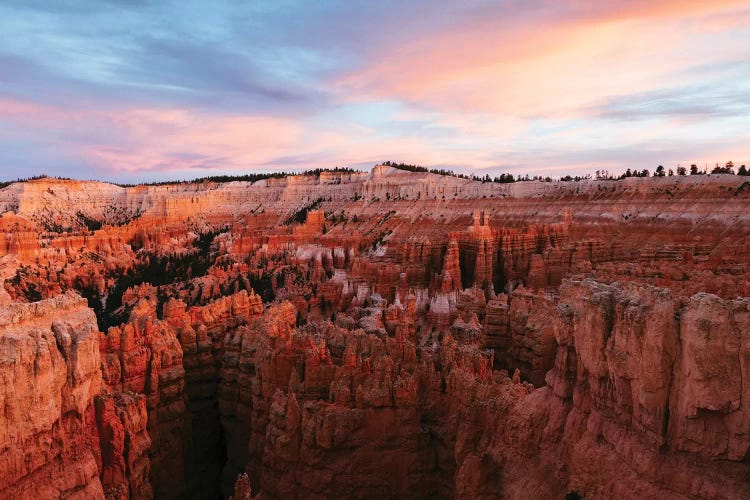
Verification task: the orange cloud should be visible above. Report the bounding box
[337,1,750,120]
[575,0,750,22]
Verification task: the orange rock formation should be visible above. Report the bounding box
[1,166,749,499]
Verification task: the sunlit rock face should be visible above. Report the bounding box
[0,293,104,499]
[1,166,749,499]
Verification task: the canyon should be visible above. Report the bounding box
[0,165,749,499]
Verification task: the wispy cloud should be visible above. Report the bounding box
[0,0,748,182]
[589,86,750,121]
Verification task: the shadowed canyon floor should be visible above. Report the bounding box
[0,166,749,499]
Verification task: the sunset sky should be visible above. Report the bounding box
[1,0,749,182]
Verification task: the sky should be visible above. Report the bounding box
[0,0,749,183]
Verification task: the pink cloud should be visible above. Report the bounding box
[0,99,304,173]
[0,98,71,124]
[337,1,750,119]
[0,97,449,174]
[81,108,304,172]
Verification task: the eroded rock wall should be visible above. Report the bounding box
[0,293,104,499]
